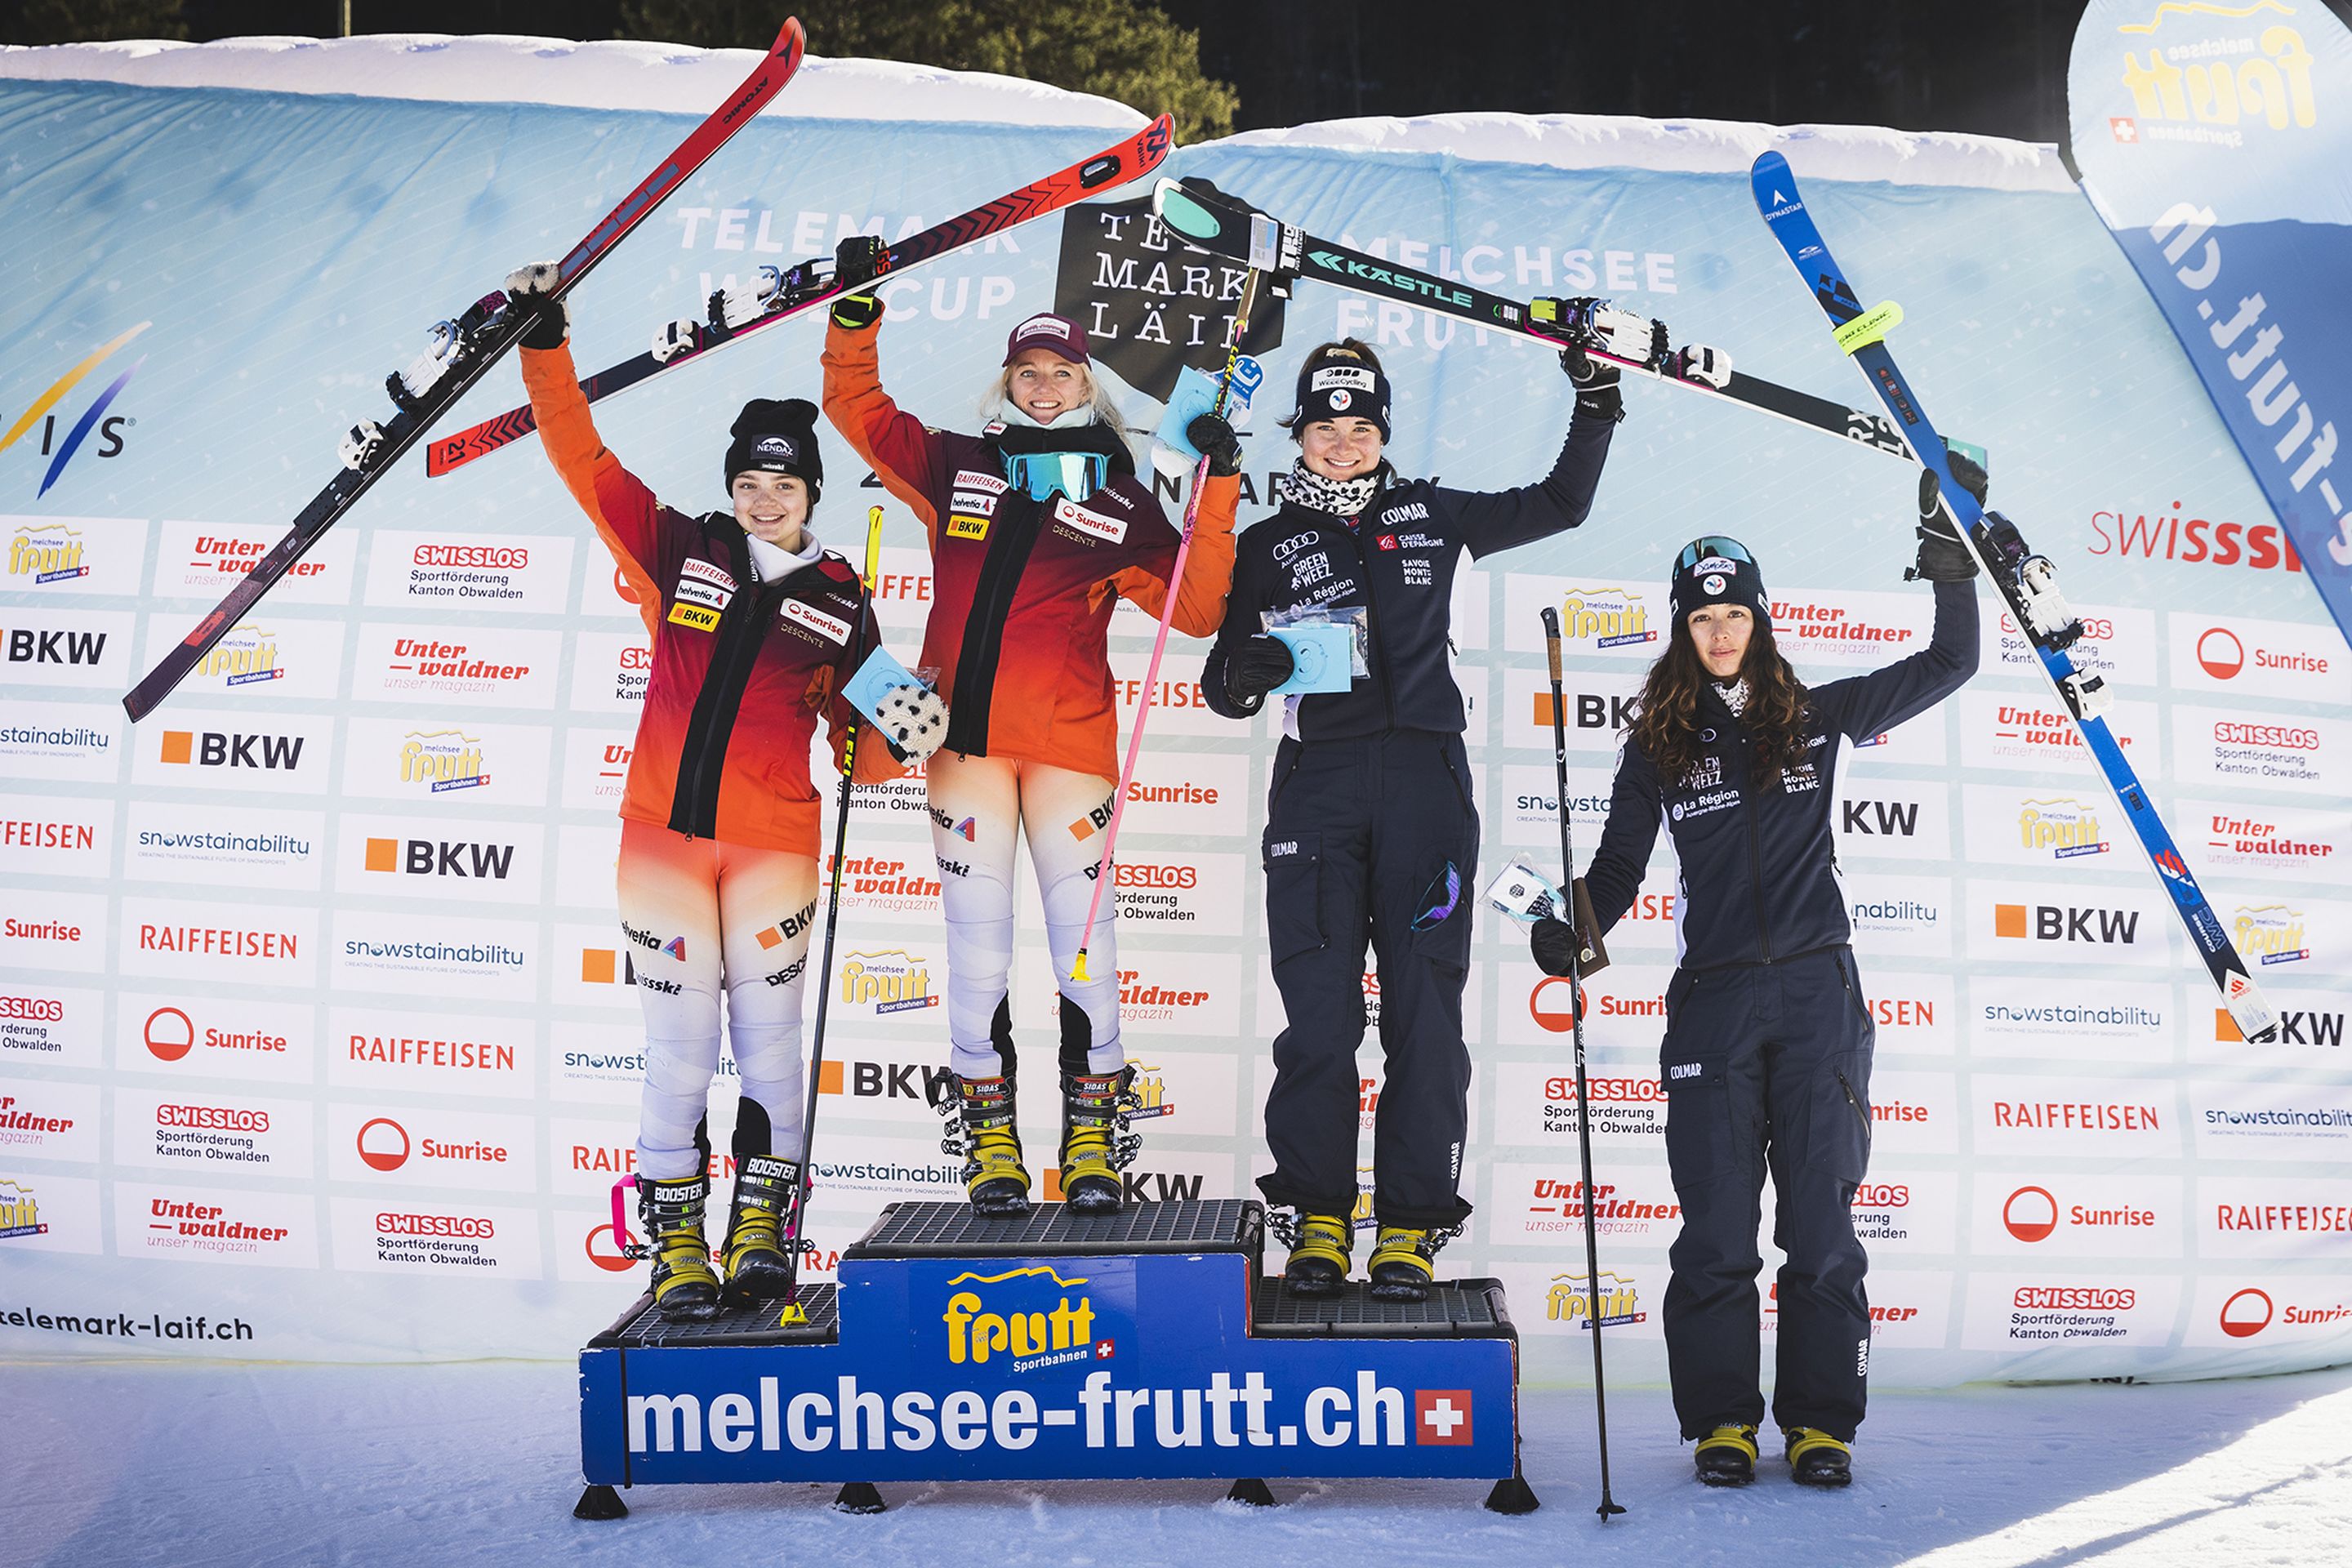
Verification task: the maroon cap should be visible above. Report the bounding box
[1001,311,1091,366]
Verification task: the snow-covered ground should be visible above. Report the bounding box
[5,1361,2348,1567]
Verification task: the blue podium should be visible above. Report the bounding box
[576,1200,1537,1514]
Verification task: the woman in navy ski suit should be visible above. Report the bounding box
[1205,318,1697,1301]
[1537,461,1984,1488]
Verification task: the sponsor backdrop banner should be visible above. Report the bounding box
[2068,0,2352,644]
[3,72,2348,1387]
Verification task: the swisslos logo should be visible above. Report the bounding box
[1993,902,2140,946]
[353,1116,511,1173]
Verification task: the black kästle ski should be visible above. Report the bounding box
[1149,177,1951,466]
[121,19,809,723]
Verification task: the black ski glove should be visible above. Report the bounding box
[1223,634,1294,703]
[1911,449,1988,582]
[831,235,886,330]
[1187,413,1242,477]
[1530,916,1582,978]
[502,261,568,350]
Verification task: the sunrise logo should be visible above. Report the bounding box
[0,323,151,497]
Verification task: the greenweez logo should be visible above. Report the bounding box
[2,323,149,497]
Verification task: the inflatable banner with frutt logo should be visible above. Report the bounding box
[2067,0,2352,647]
[2,38,2349,1384]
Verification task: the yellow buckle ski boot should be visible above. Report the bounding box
[1785,1428,1853,1488]
[1695,1422,1760,1487]
[720,1154,801,1305]
[1282,1213,1352,1297]
[639,1174,720,1321]
[1058,1067,1139,1214]
[1367,1226,1440,1303]
[945,1073,1031,1215]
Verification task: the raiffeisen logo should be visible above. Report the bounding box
[2017,797,2109,861]
[1557,586,1654,649]
[7,523,88,586]
[398,729,488,793]
[191,623,283,688]
[940,1265,1102,1372]
[0,322,149,497]
[839,951,937,1015]
[2231,903,2310,968]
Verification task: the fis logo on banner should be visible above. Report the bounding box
[2,323,149,497]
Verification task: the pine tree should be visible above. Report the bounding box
[617,0,1237,140]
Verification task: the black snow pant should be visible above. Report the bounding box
[1659,946,1875,1443]
[1256,730,1477,1231]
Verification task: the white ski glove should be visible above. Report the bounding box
[1673,343,1733,389]
[503,261,569,350]
[872,684,948,762]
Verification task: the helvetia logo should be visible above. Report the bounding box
[2220,1286,2273,1339]
[1,321,149,497]
[940,1264,1099,1370]
[2002,1186,2058,1242]
[397,729,488,793]
[7,523,89,586]
[2231,903,2310,967]
[1545,1271,1643,1327]
[1557,587,1655,648]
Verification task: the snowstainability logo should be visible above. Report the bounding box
[1,323,149,497]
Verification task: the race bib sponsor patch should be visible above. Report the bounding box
[952,469,1009,497]
[673,577,731,612]
[947,514,990,541]
[667,602,720,633]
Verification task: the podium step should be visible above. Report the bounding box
[847,1199,1260,1258]
[1251,1277,1515,1339]
[590,1284,841,1349]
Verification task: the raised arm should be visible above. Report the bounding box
[821,309,950,546]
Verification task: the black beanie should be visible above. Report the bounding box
[724,398,823,504]
[1669,536,1770,630]
[1286,346,1392,441]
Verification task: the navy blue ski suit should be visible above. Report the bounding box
[1583,577,1976,1441]
[1206,413,1615,1228]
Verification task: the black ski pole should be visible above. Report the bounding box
[775,504,888,1324]
[1540,605,1627,1521]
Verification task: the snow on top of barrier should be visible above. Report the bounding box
[0,34,2069,191]
[0,33,1147,129]
[1210,114,2074,194]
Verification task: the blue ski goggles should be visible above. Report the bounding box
[1004,450,1109,504]
[1676,536,1755,574]
[1410,862,1462,933]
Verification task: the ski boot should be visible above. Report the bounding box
[719,1104,801,1305]
[1785,1428,1853,1488]
[638,1173,721,1321]
[1058,1066,1140,1214]
[943,1073,1031,1214]
[1367,1225,1445,1303]
[1280,1212,1353,1297]
[1694,1422,1759,1487]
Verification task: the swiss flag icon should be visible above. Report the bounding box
[1094,1339,1117,1360]
[1414,1388,1473,1446]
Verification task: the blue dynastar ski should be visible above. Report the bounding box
[1748,149,2278,1044]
